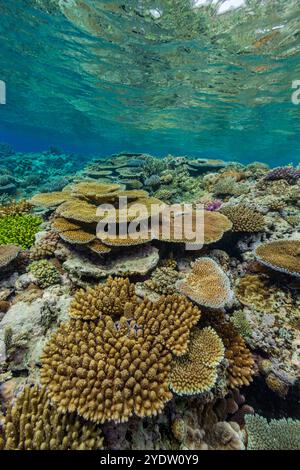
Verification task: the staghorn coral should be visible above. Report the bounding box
[0,385,103,450]
[0,244,21,269]
[255,240,300,278]
[28,260,61,288]
[245,414,300,450]
[169,327,225,396]
[176,258,233,309]
[0,214,42,249]
[29,231,59,260]
[220,205,265,233]
[264,166,300,183]
[70,277,137,321]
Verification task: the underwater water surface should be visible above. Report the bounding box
[0,0,300,164]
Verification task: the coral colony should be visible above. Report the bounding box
[0,150,300,450]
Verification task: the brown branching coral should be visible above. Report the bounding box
[0,385,104,450]
[0,200,32,217]
[255,240,300,278]
[177,258,233,309]
[218,323,255,389]
[220,205,265,232]
[169,327,225,396]
[70,276,138,321]
[133,294,201,357]
[40,316,173,424]
[144,265,181,295]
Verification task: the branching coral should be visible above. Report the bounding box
[177,258,233,309]
[41,283,201,424]
[255,240,300,278]
[144,265,181,295]
[0,214,42,249]
[70,276,138,321]
[169,327,225,396]
[220,205,265,233]
[245,414,300,450]
[0,199,32,217]
[0,385,104,450]
[28,260,61,288]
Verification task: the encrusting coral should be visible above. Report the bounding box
[40,278,201,424]
[255,240,300,278]
[220,205,265,233]
[176,258,233,309]
[169,327,225,396]
[245,414,300,450]
[0,385,104,450]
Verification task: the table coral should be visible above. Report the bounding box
[0,385,103,450]
[177,257,233,309]
[255,240,300,278]
[169,327,225,396]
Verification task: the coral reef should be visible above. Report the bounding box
[28,260,61,288]
[0,214,42,249]
[0,385,103,450]
[169,327,224,396]
[255,240,300,278]
[220,205,265,233]
[245,415,300,450]
[176,258,233,309]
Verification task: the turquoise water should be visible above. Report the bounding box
[1,0,300,164]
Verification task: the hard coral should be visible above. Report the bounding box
[245,414,300,450]
[265,166,300,183]
[29,231,59,260]
[0,199,32,217]
[220,205,265,233]
[177,258,233,309]
[169,327,224,396]
[28,260,61,288]
[255,240,300,278]
[0,214,42,249]
[0,385,103,450]
[70,277,137,321]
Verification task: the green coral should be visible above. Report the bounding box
[0,214,42,249]
[28,260,61,288]
[245,415,300,450]
[231,310,252,340]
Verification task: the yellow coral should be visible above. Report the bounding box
[30,191,72,208]
[0,385,103,450]
[70,277,137,320]
[255,240,300,278]
[177,258,233,309]
[169,327,225,395]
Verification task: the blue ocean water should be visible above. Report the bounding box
[0,0,300,165]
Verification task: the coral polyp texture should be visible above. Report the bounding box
[40,316,173,423]
[0,214,42,249]
[70,276,138,320]
[220,205,265,233]
[176,258,233,309]
[40,276,202,423]
[245,415,300,450]
[255,240,300,278]
[0,385,104,450]
[169,327,225,396]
